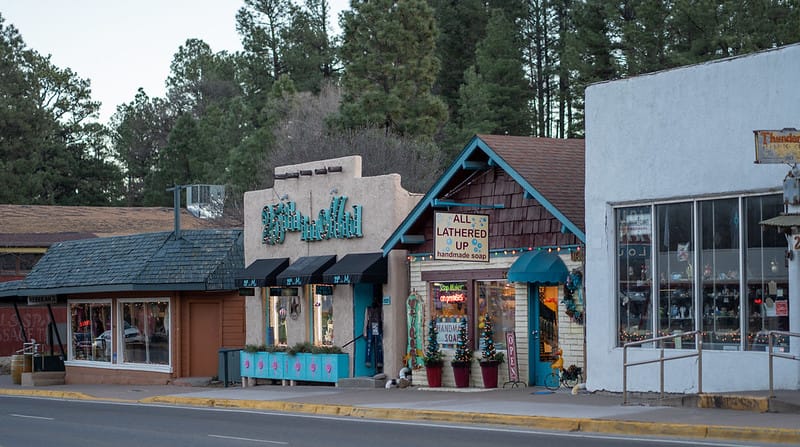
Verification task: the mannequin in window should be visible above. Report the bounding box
[364,295,383,370]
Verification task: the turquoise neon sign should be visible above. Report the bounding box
[261,196,363,245]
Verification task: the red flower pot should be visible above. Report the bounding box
[425,363,443,387]
[480,361,500,388]
[451,362,471,388]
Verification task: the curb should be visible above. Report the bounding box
[142,395,800,445]
[4,388,800,445]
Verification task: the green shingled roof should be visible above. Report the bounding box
[0,230,243,297]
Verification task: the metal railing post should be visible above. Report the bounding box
[659,348,665,399]
[697,339,703,395]
[623,346,628,405]
[768,333,775,399]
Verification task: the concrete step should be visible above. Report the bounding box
[21,371,65,386]
[337,377,387,388]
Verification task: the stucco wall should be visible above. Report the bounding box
[242,156,420,380]
[585,44,800,392]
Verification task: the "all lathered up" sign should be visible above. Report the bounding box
[434,212,489,262]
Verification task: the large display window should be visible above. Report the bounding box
[68,298,170,367]
[615,193,789,351]
[313,285,334,346]
[69,301,111,362]
[430,279,515,352]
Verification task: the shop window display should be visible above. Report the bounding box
[477,280,515,350]
[615,193,789,351]
[656,202,695,348]
[431,282,469,349]
[271,295,289,346]
[314,286,334,346]
[745,195,789,352]
[120,300,169,365]
[69,301,111,362]
[617,206,653,344]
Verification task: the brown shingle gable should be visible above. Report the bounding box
[477,134,585,233]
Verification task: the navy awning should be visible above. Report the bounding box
[507,251,568,284]
[322,252,387,284]
[235,258,290,288]
[276,255,337,286]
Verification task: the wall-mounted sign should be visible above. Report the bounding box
[269,287,299,296]
[433,282,467,304]
[315,285,333,296]
[261,196,363,245]
[434,212,489,262]
[27,296,57,306]
[754,128,800,164]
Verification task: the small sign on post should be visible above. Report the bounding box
[503,330,525,388]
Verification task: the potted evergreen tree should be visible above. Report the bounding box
[423,317,444,387]
[478,313,505,388]
[450,316,473,388]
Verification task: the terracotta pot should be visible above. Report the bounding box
[480,361,500,388]
[425,363,443,387]
[451,362,471,388]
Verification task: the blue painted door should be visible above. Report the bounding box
[353,283,374,377]
[528,284,560,385]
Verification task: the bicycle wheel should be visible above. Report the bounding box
[544,371,560,390]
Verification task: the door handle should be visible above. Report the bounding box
[531,330,539,337]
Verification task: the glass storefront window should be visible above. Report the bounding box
[656,202,695,347]
[69,301,111,362]
[615,193,787,350]
[477,280,514,350]
[120,299,169,365]
[314,285,334,346]
[431,281,468,349]
[617,206,653,345]
[745,195,789,352]
[700,198,741,350]
[271,295,289,346]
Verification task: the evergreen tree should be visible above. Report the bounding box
[338,0,448,139]
[281,0,340,93]
[452,317,472,364]
[424,317,443,366]
[480,313,497,362]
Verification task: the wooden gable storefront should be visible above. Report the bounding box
[0,230,245,385]
[384,135,586,388]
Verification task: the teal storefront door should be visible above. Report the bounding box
[353,283,375,377]
[528,284,560,386]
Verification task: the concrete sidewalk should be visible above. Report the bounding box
[1,374,799,445]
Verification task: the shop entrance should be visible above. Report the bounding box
[352,283,376,377]
[528,285,559,386]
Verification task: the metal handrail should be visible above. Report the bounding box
[622,331,703,405]
[16,340,41,356]
[768,330,800,398]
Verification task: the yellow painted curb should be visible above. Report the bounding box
[0,388,95,401]
[698,394,770,413]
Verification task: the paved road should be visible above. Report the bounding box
[0,395,774,447]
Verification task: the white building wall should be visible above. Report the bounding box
[585,44,800,392]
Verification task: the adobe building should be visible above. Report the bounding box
[238,156,420,380]
[585,44,799,393]
[382,135,586,387]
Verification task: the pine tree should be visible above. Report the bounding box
[480,313,497,362]
[452,317,472,364]
[424,317,443,366]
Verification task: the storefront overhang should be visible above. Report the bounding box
[760,214,800,232]
[235,258,290,288]
[322,252,387,284]
[507,250,568,284]
[276,255,337,286]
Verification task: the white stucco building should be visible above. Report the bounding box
[585,44,800,393]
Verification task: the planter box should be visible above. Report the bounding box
[240,351,349,383]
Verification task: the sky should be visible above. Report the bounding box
[0,0,349,123]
